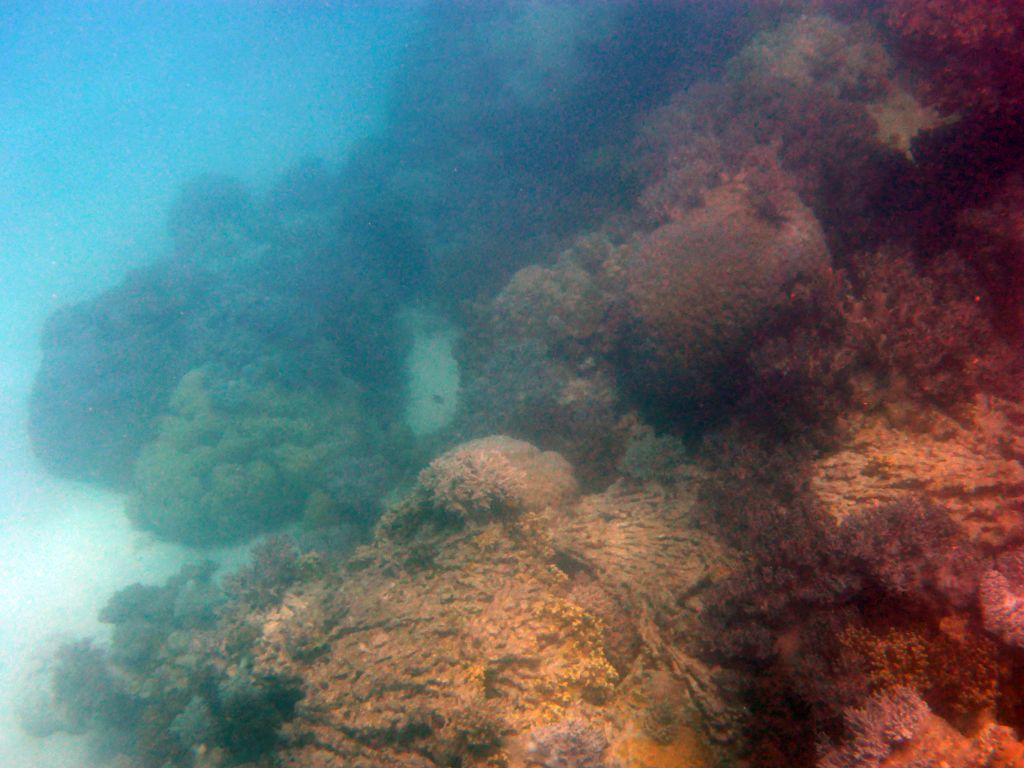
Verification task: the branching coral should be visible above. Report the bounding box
[839,497,984,610]
[818,686,930,768]
[838,249,998,409]
[840,623,1001,722]
[699,483,999,764]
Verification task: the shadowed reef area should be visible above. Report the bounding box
[21,2,1024,767]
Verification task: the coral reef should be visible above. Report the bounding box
[818,686,930,768]
[418,436,579,524]
[622,178,831,421]
[884,0,1024,117]
[127,369,377,545]
[31,448,737,768]
[23,5,1024,768]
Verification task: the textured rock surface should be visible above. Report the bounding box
[812,395,1024,546]
[240,471,735,767]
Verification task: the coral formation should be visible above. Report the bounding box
[167,173,260,266]
[812,394,1024,547]
[525,718,609,768]
[28,263,211,485]
[127,369,376,545]
[980,547,1024,650]
[30,448,737,768]
[884,0,1024,117]
[23,4,1024,768]
[455,234,631,485]
[634,12,910,256]
[419,436,579,523]
[623,178,831,419]
[819,686,930,768]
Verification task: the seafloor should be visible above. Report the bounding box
[20,2,1024,768]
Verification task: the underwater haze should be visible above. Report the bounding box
[7,2,1024,767]
[0,3,419,765]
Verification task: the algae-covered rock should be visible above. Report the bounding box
[127,369,373,545]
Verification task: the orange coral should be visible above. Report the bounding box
[840,621,1001,724]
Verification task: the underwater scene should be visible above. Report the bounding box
[2,1,1024,766]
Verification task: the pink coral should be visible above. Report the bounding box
[979,548,1024,649]
[819,686,930,768]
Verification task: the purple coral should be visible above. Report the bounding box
[818,686,930,768]
[526,718,609,768]
[979,547,1024,648]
